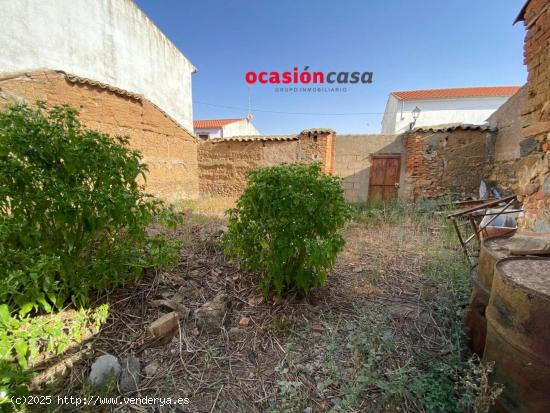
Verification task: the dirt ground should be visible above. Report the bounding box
[37,207,474,413]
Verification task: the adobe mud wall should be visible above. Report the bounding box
[198,131,335,197]
[404,127,496,200]
[334,134,404,203]
[0,0,196,131]
[0,70,199,200]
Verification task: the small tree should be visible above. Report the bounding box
[224,163,352,296]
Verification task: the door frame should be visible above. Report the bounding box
[368,153,402,201]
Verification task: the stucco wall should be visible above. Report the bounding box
[483,86,528,195]
[0,70,199,200]
[222,119,261,138]
[334,134,404,203]
[0,0,195,131]
[380,96,400,135]
[381,95,513,134]
[195,120,260,139]
[487,86,527,162]
[195,128,222,139]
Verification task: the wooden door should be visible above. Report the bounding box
[368,155,401,201]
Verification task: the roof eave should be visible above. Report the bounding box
[514,0,529,24]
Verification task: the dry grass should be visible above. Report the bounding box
[174,197,237,217]
[34,205,491,413]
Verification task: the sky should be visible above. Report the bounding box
[134,0,528,135]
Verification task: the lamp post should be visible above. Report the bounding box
[409,106,421,131]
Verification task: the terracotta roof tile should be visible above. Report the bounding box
[412,123,497,133]
[193,118,243,129]
[65,73,142,101]
[392,86,520,101]
[207,135,298,143]
[0,69,196,139]
[300,128,336,135]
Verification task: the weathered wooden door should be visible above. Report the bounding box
[368,155,401,201]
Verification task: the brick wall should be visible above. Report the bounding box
[404,127,496,200]
[0,70,199,200]
[334,134,404,203]
[516,0,550,231]
[198,131,335,197]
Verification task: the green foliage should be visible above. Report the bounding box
[271,364,306,413]
[353,198,442,227]
[223,163,352,296]
[0,102,183,406]
[327,313,500,413]
[0,103,182,313]
[313,208,499,412]
[0,304,109,407]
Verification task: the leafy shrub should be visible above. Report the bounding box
[0,304,109,405]
[224,163,352,296]
[0,103,181,314]
[0,103,182,406]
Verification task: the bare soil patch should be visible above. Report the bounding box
[39,210,472,413]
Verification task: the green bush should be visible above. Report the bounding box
[224,163,352,296]
[0,103,181,314]
[0,304,109,405]
[0,103,182,406]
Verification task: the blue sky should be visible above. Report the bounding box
[134,0,527,135]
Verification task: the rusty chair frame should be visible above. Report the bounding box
[447,195,519,263]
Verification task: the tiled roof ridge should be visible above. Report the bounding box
[411,123,497,133]
[392,86,521,100]
[0,69,196,138]
[205,135,298,143]
[193,118,244,128]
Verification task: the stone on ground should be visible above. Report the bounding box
[150,298,190,319]
[89,354,121,387]
[194,293,228,333]
[143,360,160,377]
[119,354,141,393]
[228,327,245,339]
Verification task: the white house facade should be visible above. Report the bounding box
[194,118,260,139]
[381,87,520,134]
[0,0,197,131]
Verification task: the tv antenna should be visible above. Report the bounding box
[246,85,254,122]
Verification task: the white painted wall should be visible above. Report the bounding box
[195,128,222,139]
[222,119,260,137]
[381,95,513,134]
[381,95,400,134]
[194,119,260,139]
[0,0,196,131]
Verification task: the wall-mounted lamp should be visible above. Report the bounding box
[409,106,421,130]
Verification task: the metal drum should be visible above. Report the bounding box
[484,257,550,413]
[466,232,550,355]
[466,234,514,355]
